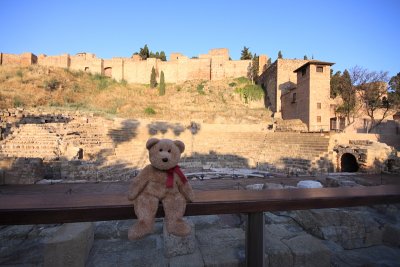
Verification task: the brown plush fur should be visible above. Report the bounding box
[127,138,194,240]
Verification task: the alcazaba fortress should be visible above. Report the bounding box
[0,48,399,185]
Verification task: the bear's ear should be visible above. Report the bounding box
[146,138,160,150]
[174,140,185,153]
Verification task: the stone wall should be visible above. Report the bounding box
[1,49,264,84]
[2,110,398,184]
[0,52,37,66]
[38,54,70,68]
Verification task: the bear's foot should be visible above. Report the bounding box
[166,218,191,237]
[128,220,153,240]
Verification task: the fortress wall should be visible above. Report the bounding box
[259,61,278,111]
[69,55,103,74]
[37,54,70,68]
[103,58,125,81]
[208,48,229,60]
[0,52,37,66]
[224,60,251,78]
[159,60,179,83]
[276,59,307,113]
[124,58,157,84]
[210,55,226,80]
[179,58,210,82]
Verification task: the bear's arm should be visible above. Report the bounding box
[178,182,195,202]
[127,165,152,201]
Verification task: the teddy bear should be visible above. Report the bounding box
[127,138,195,240]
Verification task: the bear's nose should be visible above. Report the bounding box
[162,158,168,162]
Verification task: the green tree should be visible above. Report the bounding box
[330,70,342,98]
[267,58,272,66]
[250,54,259,84]
[388,72,400,107]
[350,66,393,132]
[159,71,166,96]
[278,50,283,59]
[304,55,308,60]
[139,44,150,60]
[150,67,157,88]
[159,51,166,61]
[240,46,252,60]
[335,70,356,125]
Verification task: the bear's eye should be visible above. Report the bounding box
[159,149,163,152]
[168,149,171,153]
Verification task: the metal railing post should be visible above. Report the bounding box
[246,212,265,267]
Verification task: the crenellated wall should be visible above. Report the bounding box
[0,49,266,84]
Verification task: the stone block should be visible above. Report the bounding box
[297,180,323,188]
[44,222,94,267]
[383,223,400,247]
[163,220,196,258]
[282,235,331,267]
[168,247,204,267]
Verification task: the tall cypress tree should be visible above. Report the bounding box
[278,51,283,59]
[159,71,165,96]
[150,67,157,88]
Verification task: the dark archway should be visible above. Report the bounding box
[104,67,112,77]
[341,153,359,172]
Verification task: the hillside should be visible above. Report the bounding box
[0,65,272,123]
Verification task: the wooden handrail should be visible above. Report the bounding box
[1,183,399,225]
[1,183,400,267]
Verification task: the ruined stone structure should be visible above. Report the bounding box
[1,49,262,84]
[1,108,398,184]
[259,59,334,132]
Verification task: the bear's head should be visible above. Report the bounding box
[146,138,185,170]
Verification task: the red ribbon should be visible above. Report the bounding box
[166,165,188,188]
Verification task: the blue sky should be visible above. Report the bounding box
[1,0,399,76]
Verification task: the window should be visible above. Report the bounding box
[316,66,323,72]
[292,93,296,103]
[317,102,321,109]
[317,116,321,123]
[301,68,306,76]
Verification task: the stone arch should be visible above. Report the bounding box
[340,153,359,172]
[104,67,112,77]
[84,67,90,72]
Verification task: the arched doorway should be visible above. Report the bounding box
[104,67,112,77]
[341,153,359,172]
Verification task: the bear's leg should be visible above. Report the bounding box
[162,193,191,236]
[128,194,159,240]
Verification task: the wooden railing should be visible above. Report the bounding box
[1,182,400,267]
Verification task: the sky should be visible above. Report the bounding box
[1,0,399,77]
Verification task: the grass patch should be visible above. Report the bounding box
[197,81,206,95]
[13,96,24,107]
[234,77,250,84]
[144,107,156,115]
[91,73,117,90]
[235,84,264,103]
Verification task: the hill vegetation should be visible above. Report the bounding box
[0,65,271,123]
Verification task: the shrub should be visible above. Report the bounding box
[229,82,237,87]
[235,84,264,103]
[197,82,205,95]
[16,70,23,80]
[90,74,116,90]
[144,107,156,115]
[44,78,60,91]
[120,79,128,86]
[150,67,157,88]
[159,71,166,96]
[234,77,250,84]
